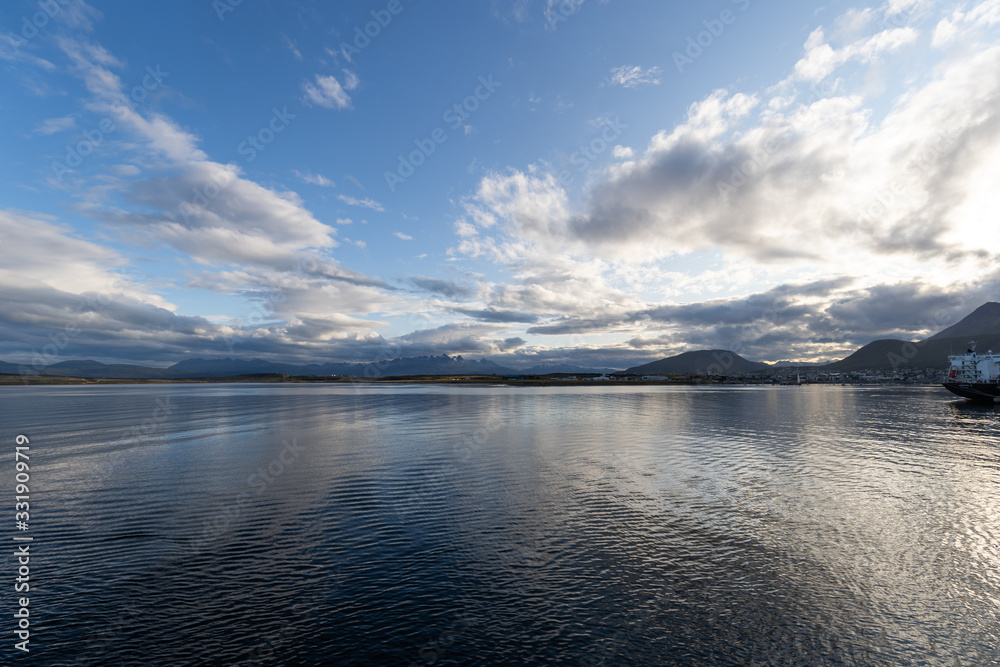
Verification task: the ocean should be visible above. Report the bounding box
[2,383,997,665]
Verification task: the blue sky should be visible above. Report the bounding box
[2,0,1000,369]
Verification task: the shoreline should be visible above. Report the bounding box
[0,372,943,388]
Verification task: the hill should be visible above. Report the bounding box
[626,350,769,376]
[0,361,22,375]
[825,303,1000,372]
[824,335,1000,372]
[928,302,1000,340]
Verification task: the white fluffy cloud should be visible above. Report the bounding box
[302,71,359,110]
[458,19,1000,270]
[32,36,402,362]
[0,210,158,302]
[446,0,1000,361]
[57,38,348,273]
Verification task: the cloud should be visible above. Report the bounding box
[408,277,476,299]
[454,308,541,323]
[0,36,56,71]
[932,0,1000,48]
[302,71,359,110]
[0,281,218,367]
[0,210,139,298]
[396,322,518,356]
[512,273,999,364]
[608,65,662,88]
[33,116,76,135]
[57,0,103,31]
[0,210,228,366]
[527,318,625,335]
[338,194,385,211]
[8,0,1000,371]
[787,26,917,83]
[457,34,1000,268]
[55,38,354,273]
[439,1,1000,364]
[281,33,303,61]
[108,162,338,267]
[394,232,413,241]
[295,170,335,188]
[39,36,403,362]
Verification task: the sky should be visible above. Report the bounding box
[1,0,999,370]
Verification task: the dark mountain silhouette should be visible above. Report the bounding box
[826,303,1000,371]
[168,358,291,376]
[35,360,182,379]
[928,302,1000,340]
[824,336,1000,372]
[2,355,513,380]
[626,350,769,375]
[0,361,22,374]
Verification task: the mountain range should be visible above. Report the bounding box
[3,302,999,380]
[1,355,518,380]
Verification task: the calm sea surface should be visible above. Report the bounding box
[1,384,998,666]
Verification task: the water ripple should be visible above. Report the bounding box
[2,384,998,665]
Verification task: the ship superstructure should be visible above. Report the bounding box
[942,341,1000,402]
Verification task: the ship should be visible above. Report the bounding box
[942,341,1000,402]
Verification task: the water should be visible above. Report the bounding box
[1,384,998,665]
